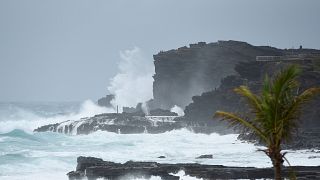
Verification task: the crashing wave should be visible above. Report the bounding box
[34,113,181,135]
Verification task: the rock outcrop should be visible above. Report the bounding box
[68,156,320,180]
[152,40,320,112]
[34,113,181,135]
[97,94,114,107]
[152,40,283,109]
[182,58,320,148]
[183,60,320,123]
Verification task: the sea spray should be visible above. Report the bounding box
[0,100,111,133]
[170,105,185,116]
[107,47,155,110]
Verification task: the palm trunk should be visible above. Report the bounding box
[274,157,282,180]
[271,149,282,180]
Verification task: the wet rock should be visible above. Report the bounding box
[308,156,320,159]
[196,154,213,159]
[68,156,320,180]
[34,113,182,135]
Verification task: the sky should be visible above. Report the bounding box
[0,0,320,102]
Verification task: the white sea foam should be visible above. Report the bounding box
[0,100,112,133]
[170,105,185,116]
[107,47,155,109]
[0,102,320,180]
[171,170,204,180]
[0,129,320,180]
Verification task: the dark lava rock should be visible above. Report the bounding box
[152,40,284,109]
[308,156,320,159]
[152,40,320,148]
[196,154,213,159]
[182,59,320,148]
[34,113,182,135]
[150,109,178,116]
[310,150,320,153]
[68,156,320,180]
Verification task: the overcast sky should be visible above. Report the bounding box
[1,0,320,102]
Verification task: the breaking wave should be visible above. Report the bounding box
[0,102,319,180]
[0,100,112,134]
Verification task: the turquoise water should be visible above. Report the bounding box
[0,101,319,180]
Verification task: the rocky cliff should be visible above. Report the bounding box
[153,41,320,127]
[181,58,320,148]
[183,59,320,125]
[152,40,283,109]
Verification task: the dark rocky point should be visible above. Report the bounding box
[196,154,213,159]
[34,112,181,135]
[308,156,320,159]
[68,156,320,180]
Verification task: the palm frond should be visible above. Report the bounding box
[234,86,262,112]
[296,87,320,104]
[215,111,269,144]
[279,87,320,140]
[272,65,301,99]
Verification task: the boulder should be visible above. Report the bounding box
[196,154,213,159]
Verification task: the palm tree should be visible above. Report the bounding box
[215,65,320,180]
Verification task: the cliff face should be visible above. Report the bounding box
[183,60,320,131]
[152,41,283,109]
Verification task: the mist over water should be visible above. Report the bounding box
[107,47,155,110]
[170,105,185,116]
[0,100,111,133]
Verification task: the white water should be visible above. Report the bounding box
[0,102,319,180]
[107,47,155,109]
[170,105,185,116]
[0,100,112,133]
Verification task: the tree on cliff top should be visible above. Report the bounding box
[214,65,320,180]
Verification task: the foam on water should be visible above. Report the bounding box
[170,105,185,116]
[0,100,113,133]
[0,129,319,180]
[0,102,319,180]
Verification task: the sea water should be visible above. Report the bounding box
[0,101,319,180]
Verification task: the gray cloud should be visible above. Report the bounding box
[0,0,319,101]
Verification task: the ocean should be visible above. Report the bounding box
[0,101,319,180]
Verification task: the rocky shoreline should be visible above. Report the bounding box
[68,156,320,180]
[33,112,320,150]
[34,41,320,150]
[34,113,182,135]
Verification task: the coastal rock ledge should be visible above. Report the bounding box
[68,156,320,180]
